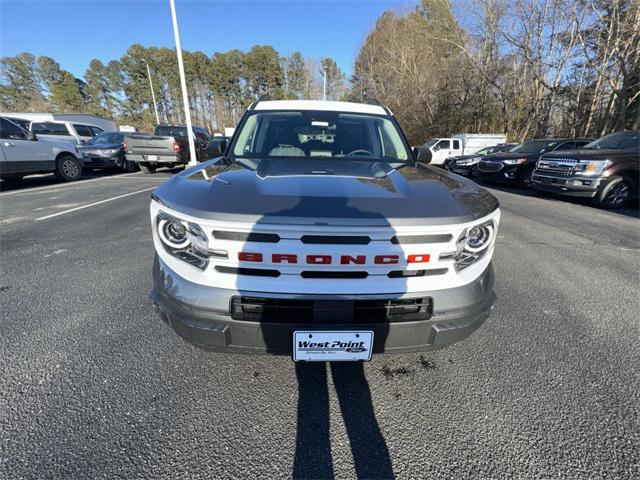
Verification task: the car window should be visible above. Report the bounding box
[31,122,70,135]
[89,126,104,136]
[436,140,450,150]
[553,141,574,151]
[194,128,210,142]
[0,117,28,140]
[452,140,460,149]
[232,111,409,161]
[155,125,188,138]
[584,131,639,150]
[73,124,94,137]
[511,140,558,154]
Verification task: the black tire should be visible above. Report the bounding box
[139,163,157,174]
[593,176,633,209]
[54,154,82,181]
[122,159,138,173]
[470,165,479,178]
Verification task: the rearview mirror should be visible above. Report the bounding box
[414,147,432,164]
[206,138,227,158]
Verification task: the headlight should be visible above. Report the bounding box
[440,220,496,271]
[503,158,527,165]
[156,212,209,270]
[574,159,611,176]
[456,157,479,165]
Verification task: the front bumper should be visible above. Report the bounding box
[81,154,122,168]
[151,256,497,355]
[531,172,606,198]
[476,164,520,183]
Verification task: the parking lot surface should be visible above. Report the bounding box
[1,171,639,479]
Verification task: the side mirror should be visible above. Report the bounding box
[206,138,227,158]
[414,147,432,164]
[433,145,441,151]
[26,131,36,141]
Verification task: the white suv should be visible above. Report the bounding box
[0,117,83,183]
[30,120,104,144]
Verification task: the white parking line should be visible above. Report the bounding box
[35,187,156,221]
[0,172,147,197]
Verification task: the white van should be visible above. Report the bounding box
[420,133,508,166]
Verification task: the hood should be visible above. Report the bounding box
[153,158,499,226]
[540,148,638,160]
[38,137,78,152]
[481,151,540,161]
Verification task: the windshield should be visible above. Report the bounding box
[584,131,640,151]
[231,111,409,162]
[510,139,559,154]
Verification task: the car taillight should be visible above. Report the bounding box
[173,141,182,153]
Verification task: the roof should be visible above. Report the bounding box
[252,100,389,115]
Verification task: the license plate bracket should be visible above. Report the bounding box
[293,330,374,362]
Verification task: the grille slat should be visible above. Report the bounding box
[213,231,280,243]
[391,234,452,244]
[301,235,370,244]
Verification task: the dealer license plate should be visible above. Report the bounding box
[147,155,159,161]
[293,331,373,362]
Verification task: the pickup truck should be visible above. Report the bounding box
[124,124,212,174]
[531,130,639,208]
[149,100,500,361]
[418,133,507,166]
[0,116,83,183]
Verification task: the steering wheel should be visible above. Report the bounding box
[346,149,374,157]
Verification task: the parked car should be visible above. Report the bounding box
[476,138,593,186]
[124,124,213,174]
[444,143,518,177]
[531,130,640,209]
[0,116,82,183]
[76,132,137,172]
[149,99,500,359]
[418,134,508,166]
[30,120,104,144]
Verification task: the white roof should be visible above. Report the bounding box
[253,100,388,115]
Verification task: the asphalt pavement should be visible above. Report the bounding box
[1,169,639,479]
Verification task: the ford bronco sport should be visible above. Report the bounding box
[149,100,500,361]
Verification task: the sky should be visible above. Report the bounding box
[0,0,411,79]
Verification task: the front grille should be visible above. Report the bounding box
[536,157,578,177]
[301,271,368,279]
[230,296,433,323]
[478,161,503,172]
[215,266,280,277]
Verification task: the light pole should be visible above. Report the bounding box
[169,0,197,167]
[322,66,327,101]
[144,62,160,125]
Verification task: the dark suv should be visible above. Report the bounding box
[476,138,593,187]
[531,130,640,209]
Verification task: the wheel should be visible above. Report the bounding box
[122,159,138,173]
[54,154,82,181]
[470,165,479,178]
[593,176,633,209]
[518,167,534,188]
[139,163,157,174]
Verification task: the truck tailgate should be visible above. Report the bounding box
[125,135,176,156]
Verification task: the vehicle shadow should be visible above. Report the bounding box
[293,362,394,479]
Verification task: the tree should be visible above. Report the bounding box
[319,58,346,100]
[0,52,47,111]
[282,51,308,99]
[49,71,85,111]
[243,45,284,100]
